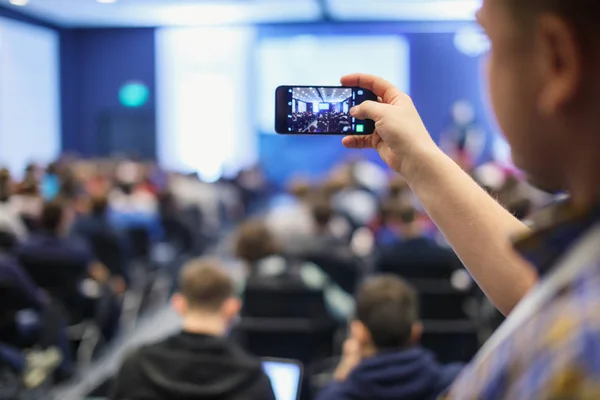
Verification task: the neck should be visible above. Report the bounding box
[181,312,228,337]
[565,145,600,210]
[398,223,422,239]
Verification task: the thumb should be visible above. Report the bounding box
[350,100,386,122]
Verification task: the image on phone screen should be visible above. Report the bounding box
[275,86,377,135]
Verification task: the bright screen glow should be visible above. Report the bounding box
[0,18,60,175]
[257,35,409,133]
[263,361,301,400]
[156,27,256,181]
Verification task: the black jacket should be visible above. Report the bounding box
[111,332,276,400]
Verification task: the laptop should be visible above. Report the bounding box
[262,358,303,400]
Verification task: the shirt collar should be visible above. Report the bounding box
[513,199,600,276]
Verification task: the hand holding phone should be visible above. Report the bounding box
[275,86,377,135]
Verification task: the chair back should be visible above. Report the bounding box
[410,279,473,320]
[421,320,480,363]
[242,277,330,321]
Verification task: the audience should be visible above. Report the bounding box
[71,195,129,288]
[16,200,120,339]
[376,205,462,280]
[0,168,27,240]
[286,198,363,295]
[235,219,354,321]
[317,275,462,400]
[111,259,275,400]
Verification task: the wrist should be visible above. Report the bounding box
[399,144,444,183]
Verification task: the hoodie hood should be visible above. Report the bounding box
[343,347,462,400]
[133,332,265,399]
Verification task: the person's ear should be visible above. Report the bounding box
[350,320,371,347]
[535,14,582,115]
[221,298,242,321]
[171,293,188,316]
[410,322,423,345]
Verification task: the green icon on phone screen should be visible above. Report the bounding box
[356,124,364,133]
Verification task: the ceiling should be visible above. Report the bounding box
[4,0,481,28]
[292,87,353,104]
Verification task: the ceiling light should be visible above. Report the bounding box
[97,0,117,3]
[9,0,29,6]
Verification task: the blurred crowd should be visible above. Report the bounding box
[0,151,552,400]
[291,111,351,133]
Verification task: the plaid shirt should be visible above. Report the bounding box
[444,201,600,400]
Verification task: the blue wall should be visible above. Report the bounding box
[60,28,156,156]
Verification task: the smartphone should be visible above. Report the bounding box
[275,86,377,135]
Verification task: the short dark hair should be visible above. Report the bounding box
[40,200,65,233]
[506,0,600,38]
[90,196,109,216]
[179,258,235,311]
[355,275,419,350]
[234,219,280,264]
[0,168,10,203]
[388,204,417,225]
[311,198,333,228]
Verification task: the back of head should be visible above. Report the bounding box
[40,199,66,234]
[387,204,418,227]
[90,195,109,217]
[0,168,10,203]
[356,275,419,350]
[287,178,312,202]
[179,258,234,312]
[234,219,280,265]
[311,198,333,229]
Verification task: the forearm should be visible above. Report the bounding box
[403,148,537,315]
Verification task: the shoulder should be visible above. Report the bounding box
[451,282,600,399]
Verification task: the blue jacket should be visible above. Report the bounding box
[317,347,462,400]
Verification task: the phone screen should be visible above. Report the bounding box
[275,86,377,135]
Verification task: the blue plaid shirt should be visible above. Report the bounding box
[444,201,600,400]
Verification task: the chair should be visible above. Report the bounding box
[232,318,336,366]
[409,279,474,320]
[242,278,331,321]
[421,320,481,363]
[239,278,338,365]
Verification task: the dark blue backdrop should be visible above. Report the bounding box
[60,28,156,156]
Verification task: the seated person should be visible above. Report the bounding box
[0,235,73,382]
[317,275,462,400]
[234,219,354,321]
[112,259,275,400]
[286,199,362,295]
[71,195,129,286]
[16,200,120,338]
[376,205,461,280]
[0,169,27,239]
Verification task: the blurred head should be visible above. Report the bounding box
[387,205,423,238]
[311,198,333,231]
[40,199,74,236]
[90,195,109,217]
[352,275,421,356]
[234,219,280,265]
[0,168,11,203]
[171,258,241,332]
[287,178,312,202]
[479,0,600,193]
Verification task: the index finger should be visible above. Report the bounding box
[341,74,403,105]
